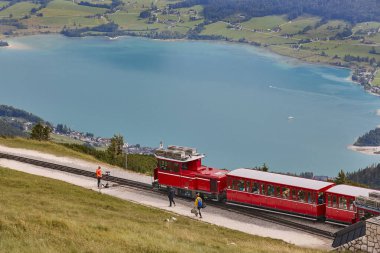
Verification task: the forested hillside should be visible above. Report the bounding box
[0,120,26,137]
[171,0,380,23]
[0,105,45,137]
[0,105,43,123]
[347,164,380,189]
[354,128,380,146]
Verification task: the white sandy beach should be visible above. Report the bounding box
[5,41,31,50]
[348,145,380,155]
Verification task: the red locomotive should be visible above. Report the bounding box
[153,145,228,200]
[153,145,380,224]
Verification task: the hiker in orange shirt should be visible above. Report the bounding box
[96,166,102,188]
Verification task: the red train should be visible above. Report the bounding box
[153,145,380,224]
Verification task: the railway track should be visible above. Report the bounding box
[0,152,337,240]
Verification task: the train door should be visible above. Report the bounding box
[210,179,218,192]
[160,161,181,188]
[227,177,236,201]
[180,162,195,190]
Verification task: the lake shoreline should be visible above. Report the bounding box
[3,31,357,78]
[7,30,377,93]
[348,145,380,155]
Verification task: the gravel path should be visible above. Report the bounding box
[0,145,153,184]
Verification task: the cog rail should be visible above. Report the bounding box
[0,152,152,190]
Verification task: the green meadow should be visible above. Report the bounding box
[0,2,39,18]
[372,71,380,86]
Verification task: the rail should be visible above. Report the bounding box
[0,152,152,190]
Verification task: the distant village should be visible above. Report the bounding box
[53,124,156,155]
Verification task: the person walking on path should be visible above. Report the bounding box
[96,166,102,188]
[194,193,203,218]
[167,186,176,207]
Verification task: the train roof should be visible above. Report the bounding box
[154,146,204,162]
[154,154,204,163]
[228,168,335,190]
[326,184,380,197]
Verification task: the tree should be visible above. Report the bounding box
[107,134,126,168]
[261,163,269,172]
[139,10,151,18]
[335,169,347,184]
[30,123,51,141]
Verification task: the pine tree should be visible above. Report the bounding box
[107,134,126,168]
[30,123,51,141]
[335,169,347,184]
[261,163,269,172]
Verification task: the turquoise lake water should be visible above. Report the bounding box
[1,35,380,175]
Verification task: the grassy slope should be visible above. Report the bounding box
[50,133,85,145]
[200,15,380,70]
[0,137,100,163]
[0,137,156,175]
[0,2,39,18]
[372,70,380,86]
[42,0,107,17]
[241,15,287,31]
[0,1,8,8]
[0,167,324,253]
[279,16,320,35]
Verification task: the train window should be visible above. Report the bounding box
[275,186,281,198]
[245,180,250,192]
[327,195,331,207]
[332,195,337,208]
[173,163,179,173]
[348,198,354,211]
[238,180,245,191]
[306,191,311,203]
[227,178,232,189]
[318,192,324,204]
[282,187,290,199]
[160,160,168,171]
[339,197,347,209]
[252,182,259,194]
[267,185,274,196]
[182,163,188,170]
[260,184,266,195]
[232,179,239,190]
[291,189,298,201]
[298,190,305,202]
[167,162,172,171]
[310,192,316,204]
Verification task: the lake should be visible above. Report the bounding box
[1,34,380,176]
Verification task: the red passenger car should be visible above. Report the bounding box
[326,185,380,224]
[153,145,228,200]
[226,168,335,219]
